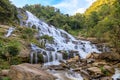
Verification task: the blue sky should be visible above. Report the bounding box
[10,0,96,15]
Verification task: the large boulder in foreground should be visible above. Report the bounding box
[8,63,55,80]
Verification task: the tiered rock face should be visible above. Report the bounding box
[8,63,55,80]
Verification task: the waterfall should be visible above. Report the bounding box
[5,27,15,37]
[43,54,46,63]
[30,52,34,64]
[46,52,50,62]
[23,11,101,65]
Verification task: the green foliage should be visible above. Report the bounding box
[63,52,68,60]
[40,35,53,42]
[6,41,20,56]
[23,4,65,28]
[10,56,22,65]
[38,54,44,63]
[1,77,11,80]
[0,41,6,55]
[100,66,110,76]
[85,0,116,15]
[0,59,10,69]
[0,0,18,24]
[18,27,36,39]
[63,23,71,32]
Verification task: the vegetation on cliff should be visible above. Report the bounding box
[0,0,18,24]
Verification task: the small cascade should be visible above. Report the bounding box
[5,27,15,37]
[103,44,110,52]
[30,52,34,64]
[30,43,63,65]
[112,68,120,80]
[48,70,83,80]
[57,53,63,61]
[43,54,46,63]
[46,52,50,62]
[51,52,57,61]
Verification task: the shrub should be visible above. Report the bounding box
[38,54,44,63]
[19,27,37,40]
[1,77,11,80]
[6,41,20,56]
[40,35,53,43]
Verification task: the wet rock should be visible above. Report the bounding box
[114,63,120,68]
[60,63,70,69]
[103,65,114,74]
[45,46,55,51]
[99,52,120,61]
[67,56,79,63]
[87,59,95,64]
[48,65,65,70]
[0,70,9,76]
[87,67,102,74]
[86,52,100,59]
[100,77,112,80]
[9,63,55,80]
[73,68,82,71]
[92,61,107,67]
[80,70,90,79]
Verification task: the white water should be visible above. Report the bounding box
[24,11,100,65]
[5,27,15,37]
[112,68,120,80]
[48,70,83,80]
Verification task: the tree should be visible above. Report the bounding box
[0,0,18,24]
[63,23,71,32]
[110,0,120,53]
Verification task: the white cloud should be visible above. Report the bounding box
[53,0,96,15]
[86,0,96,5]
[74,8,86,14]
[53,0,81,15]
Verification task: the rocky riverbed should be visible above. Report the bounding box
[1,52,120,80]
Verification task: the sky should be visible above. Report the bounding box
[10,0,96,15]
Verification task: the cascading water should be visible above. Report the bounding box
[22,11,100,65]
[112,68,120,80]
[5,27,15,37]
[47,69,83,80]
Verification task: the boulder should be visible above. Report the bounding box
[86,52,100,59]
[100,77,112,80]
[8,63,55,80]
[92,61,107,67]
[67,56,79,63]
[0,70,9,76]
[103,65,114,74]
[87,59,95,64]
[87,67,102,74]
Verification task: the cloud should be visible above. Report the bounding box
[86,0,96,5]
[74,8,86,14]
[53,0,96,15]
[53,0,82,15]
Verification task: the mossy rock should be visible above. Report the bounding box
[38,54,44,63]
